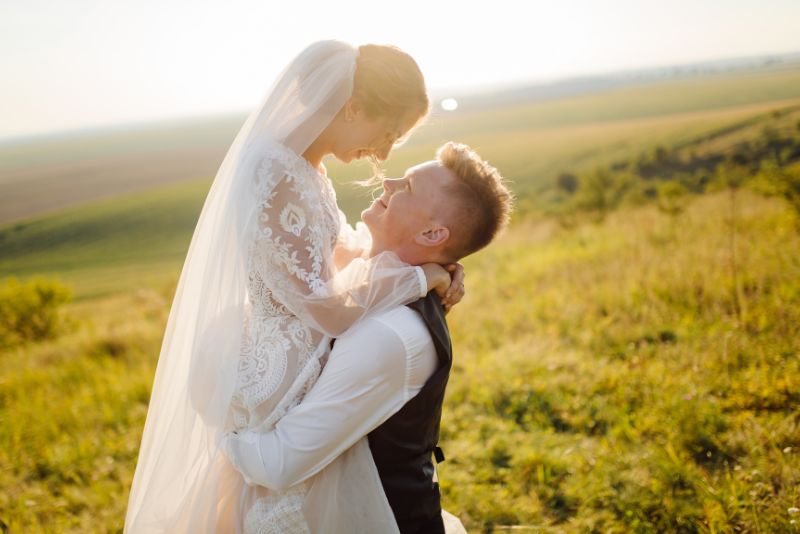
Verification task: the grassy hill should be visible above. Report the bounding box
[0,180,207,300]
[0,117,241,226]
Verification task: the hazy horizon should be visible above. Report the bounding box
[2,49,799,146]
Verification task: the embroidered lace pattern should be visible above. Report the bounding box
[229,143,341,532]
[228,142,346,532]
[243,483,311,534]
[232,143,339,430]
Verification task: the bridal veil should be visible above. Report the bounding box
[124,40,398,533]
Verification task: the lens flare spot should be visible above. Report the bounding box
[441,98,458,111]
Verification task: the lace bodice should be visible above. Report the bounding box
[231,143,340,430]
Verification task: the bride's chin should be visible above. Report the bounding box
[336,149,367,163]
[330,149,352,163]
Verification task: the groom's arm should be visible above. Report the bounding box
[223,309,435,491]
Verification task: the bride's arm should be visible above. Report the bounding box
[252,167,450,336]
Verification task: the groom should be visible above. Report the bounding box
[223,142,512,533]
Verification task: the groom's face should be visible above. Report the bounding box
[361,161,456,260]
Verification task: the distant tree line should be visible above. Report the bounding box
[553,109,800,226]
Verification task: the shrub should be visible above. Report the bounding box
[657,181,690,218]
[575,168,633,220]
[556,172,579,195]
[754,161,800,228]
[0,277,72,348]
[778,166,800,227]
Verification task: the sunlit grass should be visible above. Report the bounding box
[0,289,167,531]
[439,192,800,532]
[1,191,798,532]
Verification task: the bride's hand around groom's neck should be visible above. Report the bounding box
[443,262,465,312]
[421,262,466,312]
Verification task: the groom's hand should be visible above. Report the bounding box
[220,430,270,488]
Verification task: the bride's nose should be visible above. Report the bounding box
[375,143,392,161]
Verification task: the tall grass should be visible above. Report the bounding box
[440,191,800,532]
[0,289,168,532]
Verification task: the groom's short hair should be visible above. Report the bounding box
[438,142,513,259]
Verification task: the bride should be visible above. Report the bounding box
[124,41,464,532]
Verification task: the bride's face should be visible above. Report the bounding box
[329,101,419,163]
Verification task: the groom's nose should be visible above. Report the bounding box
[382,178,399,195]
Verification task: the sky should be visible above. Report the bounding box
[1,0,799,140]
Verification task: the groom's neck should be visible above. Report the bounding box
[368,243,387,260]
[370,243,430,267]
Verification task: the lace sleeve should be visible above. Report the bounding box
[250,157,427,337]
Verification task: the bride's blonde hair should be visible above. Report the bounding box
[354,44,429,122]
[354,44,429,181]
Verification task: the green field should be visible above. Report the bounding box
[1,65,800,532]
[3,62,800,226]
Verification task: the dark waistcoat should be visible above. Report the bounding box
[368,293,453,534]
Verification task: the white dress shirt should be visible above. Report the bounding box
[223,305,437,490]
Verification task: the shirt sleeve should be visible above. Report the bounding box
[251,157,427,338]
[221,315,434,491]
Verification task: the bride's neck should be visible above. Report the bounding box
[302,134,330,171]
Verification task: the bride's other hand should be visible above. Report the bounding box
[220,430,265,488]
[442,263,465,312]
[421,262,466,312]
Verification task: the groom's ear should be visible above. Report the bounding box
[414,226,450,247]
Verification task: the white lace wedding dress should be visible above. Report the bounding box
[230,141,426,533]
